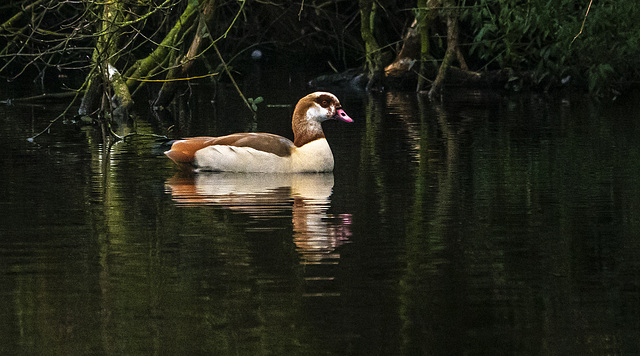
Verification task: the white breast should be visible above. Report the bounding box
[291,139,334,172]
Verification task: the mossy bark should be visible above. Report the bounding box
[79,0,132,118]
[154,0,217,109]
[416,0,434,91]
[79,1,206,119]
[359,0,384,91]
[124,3,199,92]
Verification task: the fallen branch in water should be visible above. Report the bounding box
[1,91,82,105]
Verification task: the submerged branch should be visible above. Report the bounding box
[3,91,81,104]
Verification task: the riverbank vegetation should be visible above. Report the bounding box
[0,0,637,124]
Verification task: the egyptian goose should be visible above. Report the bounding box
[165,92,353,172]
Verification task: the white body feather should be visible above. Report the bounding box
[194,138,334,173]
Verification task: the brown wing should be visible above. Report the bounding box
[165,133,295,166]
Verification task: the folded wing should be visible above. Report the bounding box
[165,133,295,166]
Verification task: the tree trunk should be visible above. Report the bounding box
[79,0,133,119]
[78,2,207,121]
[359,0,384,91]
[384,19,421,78]
[416,0,434,91]
[428,0,468,98]
[384,0,436,91]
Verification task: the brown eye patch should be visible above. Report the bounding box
[316,95,333,108]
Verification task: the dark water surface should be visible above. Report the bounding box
[1,82,640,355]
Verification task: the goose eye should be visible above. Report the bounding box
[321,100,328,107]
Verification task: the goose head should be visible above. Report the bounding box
[292,92,353,147]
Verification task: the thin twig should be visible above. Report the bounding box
[27,68,94,141]
[122,132,169,142]
[7,91,81,103]
[298,0,305,20]
[27,92,83,142]
[213,43,255,118]
[124,72,219,83]
[571,0,593,47]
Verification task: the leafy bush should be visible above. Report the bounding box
[461,0,640,94]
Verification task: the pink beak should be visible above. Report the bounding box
[334,108,353,123]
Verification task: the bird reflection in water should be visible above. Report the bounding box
[165,172,351,263]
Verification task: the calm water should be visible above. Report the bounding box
[1,81,640,355]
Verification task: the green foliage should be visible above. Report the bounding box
[461,0,640,94]
[463,0,573,83]
[247,96,263,112]
[567,1,640,95]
